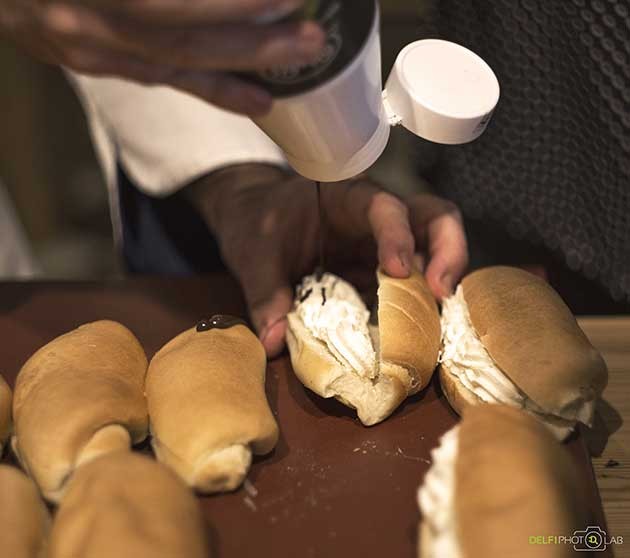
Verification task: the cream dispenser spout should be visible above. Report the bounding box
[245,1,500,182]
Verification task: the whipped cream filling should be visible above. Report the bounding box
[294,273,376,379]
[440,285,528,408]
[440,286,593,431]
[418,426,461,558]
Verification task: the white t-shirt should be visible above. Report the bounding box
[67,72,287,246]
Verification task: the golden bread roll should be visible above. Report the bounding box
[417,406,587,558]
[0,465,50,558]
[12,321,149,502]
[439,266,607,440]
[146,316,279,493]
[47,452,209,558]
[1,374,11,454]
[287,269,441,425]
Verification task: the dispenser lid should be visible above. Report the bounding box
[384,39,500,145]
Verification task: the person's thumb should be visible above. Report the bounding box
[236,257,294,359]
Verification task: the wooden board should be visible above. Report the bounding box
[580,317,630,558]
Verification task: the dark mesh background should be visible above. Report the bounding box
[429,0,630,302]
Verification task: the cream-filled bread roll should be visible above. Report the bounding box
[0,465,50,558]
[146,316,279,493]
[287,269,441,426]
[418,406,587,558]
[439,266,607,440]
[12,321,149,502]
[1,375,11,454]
[48,452,209,558]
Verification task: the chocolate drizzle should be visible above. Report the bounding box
[196,315,247,332]
[315,181,326,279]
[299,288,314,303]
[321,287,327,306]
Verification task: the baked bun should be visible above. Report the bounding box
[286,269,441,426]
[439,266,607,440]
[12,321,149,502]
[0,465,50,558]
[0,375,11,454]
[146,316,279,493]
[47,452,209,558]
[418,406,587,558]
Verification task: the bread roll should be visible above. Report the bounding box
[418,406,587,558]
[47,452,209,558]
[0,465,50,558]
[0,374,11,454]
[286,269,441,426]
[12,321,149,502]
[146,316,279,493]
[439,266,607,440]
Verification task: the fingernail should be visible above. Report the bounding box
[441,274,454,296]
[399,252,411,273]
[259,316,285,343]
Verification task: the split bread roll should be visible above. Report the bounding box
[0,465,50,558]
[12,321,149,503]
[146,316,279,493]
[286,270,441,426]
[418,406,587,558]
[439,266,608,440]
[1,374,11,454]
[47,452,209,558]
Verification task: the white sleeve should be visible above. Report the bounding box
[67,72,287,198]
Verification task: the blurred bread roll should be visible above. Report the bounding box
[439,266,607,440]
[146,316,279,493]
[12,321,149,502]
[0,464,50,558]
[48,452,209,558]
[287,269,441,426]
[418,406,587,558]
[0,375,11,454]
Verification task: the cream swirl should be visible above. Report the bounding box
[440,285,526,406]
[418,426,461,558]
[295,273,376,378]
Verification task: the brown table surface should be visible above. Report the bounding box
[0,277,613,558]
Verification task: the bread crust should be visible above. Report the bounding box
[439,362,576,441]
[455,406,587,558]
[146,323,279,493]
[0,465,50,558]
[438,363,482,415]
[0,375,11,454]
[47,452,208,558]
[11,321,149,503]
[286,269,441,426]
[377,269,441,393]
[462,267,607,422]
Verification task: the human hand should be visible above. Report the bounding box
[188,164,468,357]
[0,0,324,116]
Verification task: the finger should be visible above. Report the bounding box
[368,192,416,279]
[409,198,468,300]
[44,4,324,72]
[231,254,294,359]
[142,21,325,71]
[166,71,273,116]
[256,286,293,359]
[58,42,272,116]
[76,0,305,25]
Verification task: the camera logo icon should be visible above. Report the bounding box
[573,526,608,552]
